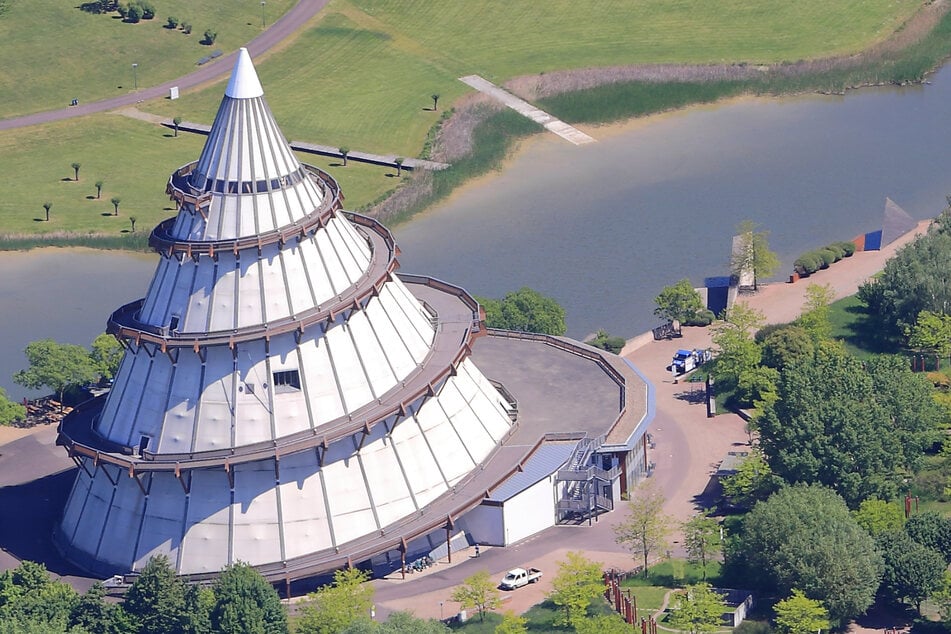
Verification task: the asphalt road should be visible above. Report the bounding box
[0,0,329,131]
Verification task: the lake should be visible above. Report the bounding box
[4,65,951,398]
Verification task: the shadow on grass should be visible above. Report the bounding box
[838,303,902,355]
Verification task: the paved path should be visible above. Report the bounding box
[374,219,933,621]
[459,75,596,146]
[0,0,330,131]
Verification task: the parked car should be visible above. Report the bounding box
[499,567,542,590]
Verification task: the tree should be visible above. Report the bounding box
[13,339,98,409]
[111,197,121,216]
[126,3,143,22]
[121,555,206,634]
[908,310,951,364]
[864,354,942,472]
[42,201,51,222]
[478,287,567,336]
[129,216,137,233]
[0,387,26,426]
[210,562,287,634]
[852,498,904,537]
[90,333,123,381]
[710,302,764,392]
[172,117,182,137]
[720,448,780,509]
[494,611,527,634]
[756,345,900,506]
[858,217,951,339]
[728,484,882,624]
[339,147,350,167]
[730,220,780,291]
[296,568,374,634]
[667,583,726,634]
[653,279,704,324]
[547,551,604,627]
[394,157,404,176]
[795,283,835,342]
[877,531,945,614]
[0,561,79,629]
[341,611,450,633]
[449,570,501,622]
[905,511,951,563]
[95,180,104,199]
[759,325,815,371]
[69,582,125,634]
[683,511,722,581]
[431,94,440,111]
[575,614,635,634]
[773,590,829,634]
[614,480,672,576]
[71,162,81,181]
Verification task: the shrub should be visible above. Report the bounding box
[685,309,715,326]
[116,1,128,18]
[836,240,857,257]
[181,22,191,34]
[138,0,154,19]
[202,28,217,45]
[166,15,178,28]
[125,2,141,22]
[827,243,846,261]
[794,252,821,275]
[817,247,838,267]
[588,330,627,355]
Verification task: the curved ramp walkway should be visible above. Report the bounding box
[459,75,595,146]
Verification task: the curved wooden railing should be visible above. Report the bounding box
[155,163,344,258]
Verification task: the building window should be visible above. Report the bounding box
[272,369,301,393]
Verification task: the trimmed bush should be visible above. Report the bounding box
[817,247,838,267]
[827,243,846,261]
[794,252,821,275]
[836,240,857,257]
[685,309,715,327]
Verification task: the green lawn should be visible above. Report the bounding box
[0,0,296,118]
[0,0,934,241]
[0,115,402,240]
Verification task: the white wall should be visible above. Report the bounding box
[501,474,556,545]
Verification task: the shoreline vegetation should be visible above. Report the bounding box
[3,2,951,251]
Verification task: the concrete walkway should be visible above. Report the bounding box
[168,120,449,171]
[459,75,596,146]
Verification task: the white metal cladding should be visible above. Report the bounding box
[59,50,517,579]
[61,366,514,574]
[138,218,372,332]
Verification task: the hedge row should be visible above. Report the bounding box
[793,240,856,275]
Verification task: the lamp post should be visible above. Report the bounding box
[261,0,266,27]
[439,602,444,619]
[132,63,138,90]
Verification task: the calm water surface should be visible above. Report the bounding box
[5,66,951,397]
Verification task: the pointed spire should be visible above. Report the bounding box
[225,48,264,99]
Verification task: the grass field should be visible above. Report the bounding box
[0,0,296,118]
[0,0,939,243]
[0,114,401,241]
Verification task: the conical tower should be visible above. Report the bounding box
[56,49,516,580]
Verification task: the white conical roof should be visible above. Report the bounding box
[171,50,318,242]
[225,48,264,98]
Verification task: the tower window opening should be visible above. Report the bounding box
[138,435,151,455]
[272,370,300,393]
